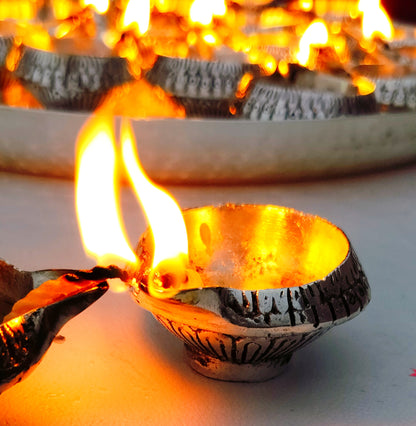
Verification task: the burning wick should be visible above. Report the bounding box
[75,115,202,299]
[147,254,203,299]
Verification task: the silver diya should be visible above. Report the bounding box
[130,204,371,382]
[242,73,378,121]
[146,55,259,117]
[353,64,416,110]
[14,42,132,111]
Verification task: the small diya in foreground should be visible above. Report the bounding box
[130,204,371,382]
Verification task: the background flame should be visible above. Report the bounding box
[81,0,110,14]
[359,0,394,40]
[296,19,329,67]
[121,0,150,35]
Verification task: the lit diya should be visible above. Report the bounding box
[74,115,370,382]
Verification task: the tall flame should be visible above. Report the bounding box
[75,116,136,265]
[120,119,188,270]
[76,115,190,297]
[296,19,329,67]
[121,0,151,36]
[81,0,110,14]
[358,0,394,41]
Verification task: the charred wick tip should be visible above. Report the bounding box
[64,265,131,283]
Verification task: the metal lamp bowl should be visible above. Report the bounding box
[132,204,371,382]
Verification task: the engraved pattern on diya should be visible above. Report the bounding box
[131,204,371,382]
[146,56,259,117]
[353,64,416,110]
[14,44,132,111]
[242,79,378,121]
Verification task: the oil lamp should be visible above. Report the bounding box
[74,114,371,382]
[131,204,370,382]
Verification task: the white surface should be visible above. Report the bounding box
[0,166,416,425]
[0,105,415,183]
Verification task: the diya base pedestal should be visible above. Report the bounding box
[132,204,371,383]
[185,344,292,382]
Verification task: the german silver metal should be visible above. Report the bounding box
[146,56,257,117]
[15,46,132,110]
[242,81,377,120]
[132,204,371,382]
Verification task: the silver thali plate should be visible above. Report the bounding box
[0,105,415,183]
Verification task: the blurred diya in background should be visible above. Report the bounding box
[0,0,414,116]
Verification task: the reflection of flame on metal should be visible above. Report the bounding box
[2,79,42,109]
[353,75,375,95]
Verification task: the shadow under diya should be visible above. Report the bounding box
[14,39,132,111]
[130,204,371,382]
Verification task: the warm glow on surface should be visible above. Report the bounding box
[190,0,227,26]
[81,0,110,14]
[296,19,329,67]
[358,0,394,41]
[121,0,150,35]
[0,0,36,20]
[16,24,52,51]
[120,119,188,270]
[75,116,136,265]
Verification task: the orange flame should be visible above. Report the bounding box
[75,115,136,266]
[76,116,190,298]
[81,0,110,14]
[358,0,394,41]
[296,19,329,67]
[120,119,188,270]
[121,0,151,36]
[189,0,227,26]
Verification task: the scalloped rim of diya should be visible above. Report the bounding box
[131,204,371,382]
[145,55,260,117]
[14,41,132,111]
[352,64,416,109]
[241,75,378,121]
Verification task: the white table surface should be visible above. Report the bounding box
[0,165,415,425]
